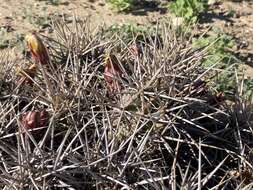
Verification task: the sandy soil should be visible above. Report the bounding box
[213,1,253,76]
[0,0,164,32]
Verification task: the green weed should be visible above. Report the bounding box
[242,77,253,101]
[36,0,61,6]
[0,28,10,49]
[47,0,61,6]
[22,6,51,29]
[192,30,240,94]
[193,31,253,100]
[192,32,236,67]
[22,5,34,25]
[106,0,135,12]
[169,0,208,23]
[105,22,153,42]
[0,28,24,49]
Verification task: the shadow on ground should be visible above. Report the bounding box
[126,1,167,16]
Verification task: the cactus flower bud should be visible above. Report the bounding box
[25,31,50,65]
[104,53,122,92]
[21,110,48,129]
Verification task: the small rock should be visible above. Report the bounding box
[172,17,184,27]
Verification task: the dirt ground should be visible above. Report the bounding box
[0,0,252,75]
[212,1,253,76]
[0,0,164,32]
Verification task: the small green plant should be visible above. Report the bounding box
[213,68,253,101]
[193,33,236,67]
[169,0,208,23]
[106,0,135,12]
[34,15,51,29]
[22,5,34,25]
[0,29,25,50]
[14,33,26,52]
[22,6,51,29]
[192,31,239,94]
[105,22,153,42]
[48,0,61,6]
[0,28,10,49]
[37,0,61,5]
[242,77,253,101]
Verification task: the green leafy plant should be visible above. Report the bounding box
[242,77,253,101]
[106,0,135,12]
[105,22,153,42]
[192,33,236,67]
[192,31,239,94]
[169,0,208,23]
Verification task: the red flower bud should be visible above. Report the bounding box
[104,53,123,92]
[21,110,48,129]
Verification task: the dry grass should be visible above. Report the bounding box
[0,18,252,189]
